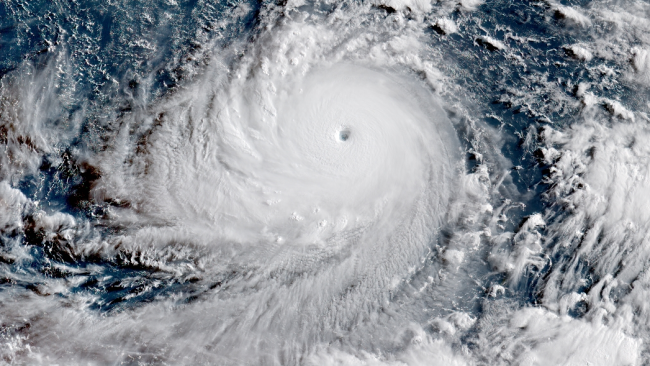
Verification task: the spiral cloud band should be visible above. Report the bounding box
[57,53,461,359]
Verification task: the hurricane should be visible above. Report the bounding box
[1,0,649,365]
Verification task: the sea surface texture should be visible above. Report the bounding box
[0,0,647,364]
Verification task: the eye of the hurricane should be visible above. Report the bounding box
[338,128,351,141]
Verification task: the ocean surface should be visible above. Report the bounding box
[0,0,648,364]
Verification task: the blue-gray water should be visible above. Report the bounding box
[1,0,648,364]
